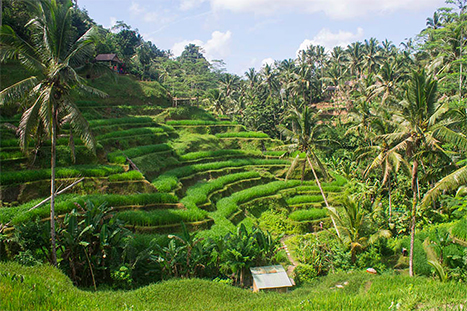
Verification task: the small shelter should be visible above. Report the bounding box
[250,265,294,293]
[95,54,122,70]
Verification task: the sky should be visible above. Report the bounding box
[77,0,448,75]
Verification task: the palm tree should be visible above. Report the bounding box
[384,70,465,276]
[279,106,341,238]
[0,0,105,266]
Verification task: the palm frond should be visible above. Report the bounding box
[0,76,39,105]
[62,100,96,153]
[421,165,467,207]
[285,154,300,182]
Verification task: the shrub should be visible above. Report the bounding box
[108,171,144,182]
[294,264,318,284]
[452,216,467,241]
[215,131,269,139]
[289,209,327,221]
[107,144,172,164]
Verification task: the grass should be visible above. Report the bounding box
[286,195,324,205]
[88,117,154,127]
[95,127,167,140]
[116,208,207,226]
[107,144,172,164]
[0,165,125,185]
[181,171,262,209]
[215,180,302,219]
[2,262,466,311]
[152,158,289,192]
[0,193,178,225]
[289,208,328,221]
[97,133,170,149]
[215,131,269,138]
[179,149,261,162]
[166,120,234,125]
[107,171,144,182]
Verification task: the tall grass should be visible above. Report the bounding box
[181,171,261,209]
[0,193,178,225]
[152,159,289,192]
[286,195,324,205]
[0,165,125,185]
[88,117,154,127]
[215,180,301,218]
[116,208,207,226]
[179,149,260,162]
[289,208,328,221]
[107,144,172,164]
[167,120,235,125]
[108,171,144,182]
[215,131,269,138]
[96,127,166,140]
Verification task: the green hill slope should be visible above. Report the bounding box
[1,262,466,311]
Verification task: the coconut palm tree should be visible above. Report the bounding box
[384,69,465,276]
[0,0,105,266]
[278,106,341,238]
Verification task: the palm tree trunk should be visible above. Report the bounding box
[306,155,341,238]
[409,159,419,277]
[388,174,392,223]
[50,107,58,267]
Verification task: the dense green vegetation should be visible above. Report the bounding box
[1,0,467,309]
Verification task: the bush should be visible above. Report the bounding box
[215,131,269,139]
[0,165,125,185]
[452,216,467,241]
[108,171,144,182]
[289,209,327,221]
[294,264,318,284]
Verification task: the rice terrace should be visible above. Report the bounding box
[0,0,467,310]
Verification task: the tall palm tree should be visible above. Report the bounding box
[0,0,105,266]
[384,70,464,276]
[279,106,341,238]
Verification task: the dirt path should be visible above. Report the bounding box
[281,236,299,277]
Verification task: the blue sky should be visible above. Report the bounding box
[78,0,447,75]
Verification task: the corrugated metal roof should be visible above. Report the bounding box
[251,265,293,289]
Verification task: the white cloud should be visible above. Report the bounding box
[129,1,171,23]
[172,31,232,61]
[180,0,207,11]
[297,27,364,54]
[204,0,442,19]
[261,58,275,67]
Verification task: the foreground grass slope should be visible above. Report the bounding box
[1,262,466,311]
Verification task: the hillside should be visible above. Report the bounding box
[1,65,344,240]
[2,262,466,311]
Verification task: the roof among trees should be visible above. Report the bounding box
[95,54,122,63]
